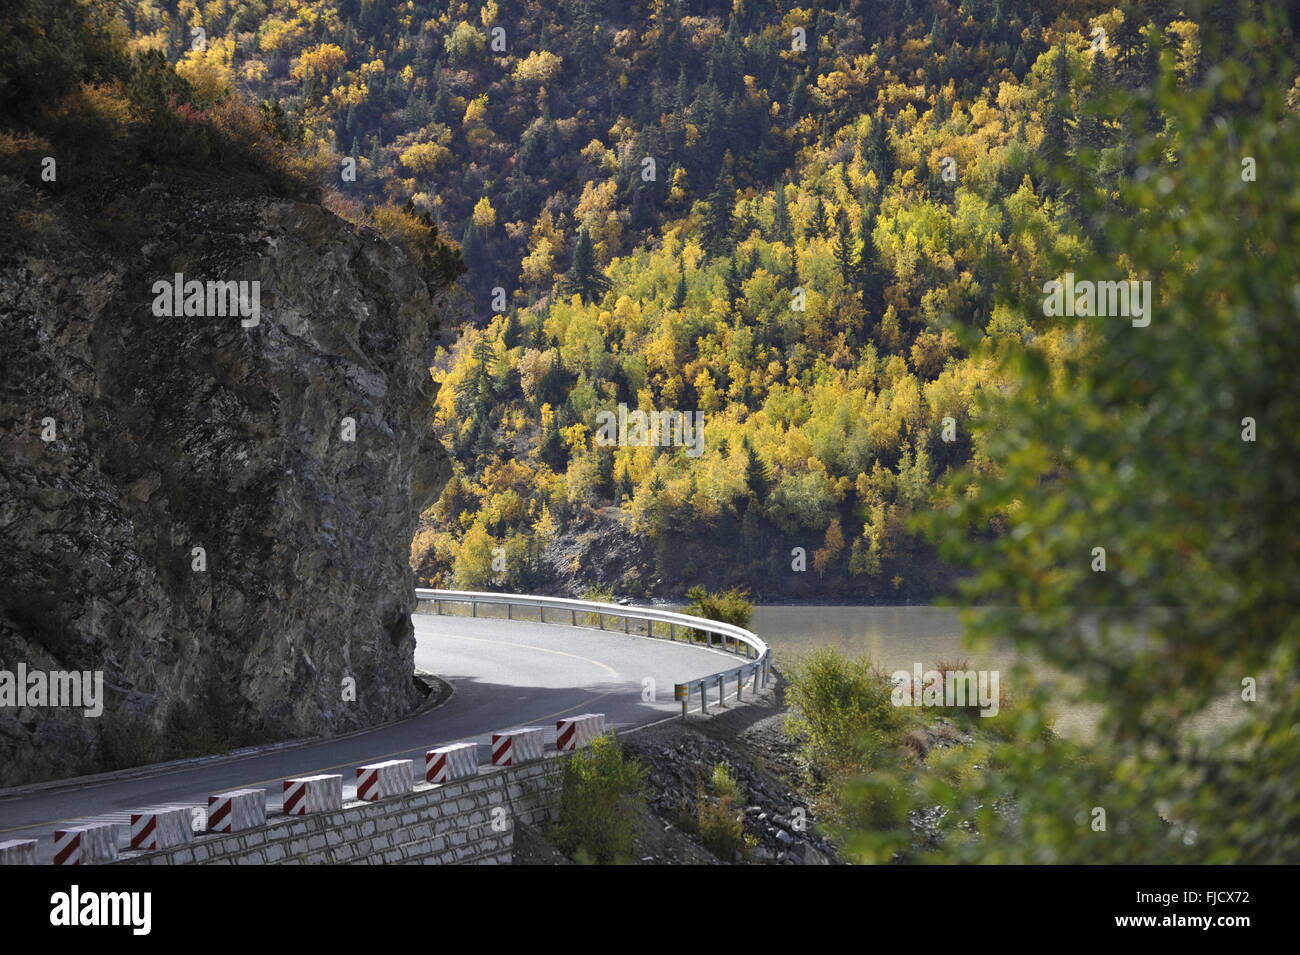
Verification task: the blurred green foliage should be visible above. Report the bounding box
[906,13,1300,863]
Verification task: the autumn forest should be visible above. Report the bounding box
[91,0,1284,601]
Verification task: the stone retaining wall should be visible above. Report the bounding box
[113,755,567,865]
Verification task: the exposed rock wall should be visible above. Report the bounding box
[0,168,456,785]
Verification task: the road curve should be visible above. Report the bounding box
[0,611,745,862]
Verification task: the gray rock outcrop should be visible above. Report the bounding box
[0,167,457,786]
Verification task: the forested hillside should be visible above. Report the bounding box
[108,0,1282,598]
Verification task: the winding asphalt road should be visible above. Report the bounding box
[0,610,745,862]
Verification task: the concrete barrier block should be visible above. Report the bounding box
[283,775,343,815]
[0,839,37,865]
[556,713,606,750]
[425,742,479,782]
[54,823,119,865]
[208,789,267,833]
[130,807,194,851]
[357,760,414,801]
[490,727,545,766]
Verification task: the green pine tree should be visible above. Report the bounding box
[807,198,829,238]
[564,227,612,304]
[701,167,735,257]
[834,209,856,285]
[743,437,770,503]
[856,215,884,316]
[672,271,688,309]
[773,182,793,243]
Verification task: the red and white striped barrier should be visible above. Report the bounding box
[207,789,267,833]
[490,727,545,766]
[0,839,37,865]
[356,759,414,801]
[425,742,478,783]
[556,713,607,751]
[129,807,193,851]
[53,823,119,865]
[282,775,343,815]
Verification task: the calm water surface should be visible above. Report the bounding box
[749,604,1237,740]
[753,605,998,671]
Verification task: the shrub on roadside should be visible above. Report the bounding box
[710,762,743,802]
[683,585,753,630]
[697,798,749,861]
[696,763,753,861]
[784,646,905,777]
[548,734,647,864]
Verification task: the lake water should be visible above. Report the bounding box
[753,604,988,670]
[749,604,1238,741]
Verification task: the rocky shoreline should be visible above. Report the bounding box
[514,671,842,865]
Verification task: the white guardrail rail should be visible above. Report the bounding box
[414,589,772,718]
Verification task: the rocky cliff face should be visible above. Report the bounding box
[0,166,457,786]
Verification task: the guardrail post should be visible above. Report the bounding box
[700,683,707,714]
[472,601,478,618]
[717,674,725,707]
[623,615,629,633]
[435,599,441,615]
[571,608,577,625]
[669,623,676,641]
[598,613,604,630]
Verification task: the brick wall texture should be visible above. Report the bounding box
[112,754,568,865]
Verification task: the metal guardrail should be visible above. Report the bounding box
[414,589,771,718]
